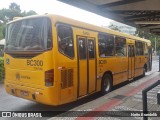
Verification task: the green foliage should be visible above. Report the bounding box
[108,24,121,32]
[22,10,37,16]
[0,2,37,39]
[0,24,5,40]
[9,2,21,13]
[135,28,159,51]
[0,2,37,23]
[0,57,4,82]
[108,23,159,52]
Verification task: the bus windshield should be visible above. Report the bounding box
[5,17,52,52]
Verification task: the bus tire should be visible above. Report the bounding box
[101,74,112,94]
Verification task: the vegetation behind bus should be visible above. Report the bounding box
[0,2,37,40]
[109,23,160,53]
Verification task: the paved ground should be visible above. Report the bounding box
[49,60,160,120]
[0,59,160,120]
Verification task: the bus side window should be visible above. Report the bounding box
[144,43,148,55]
[106,34,114,56]
[47,23,52,49]
[98,33,114,57]
[136,41,144,56]
[98,33,107,57]
[115,37,126,56]
[57,25,74,58]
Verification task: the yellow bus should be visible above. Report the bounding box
[4,14,152,105]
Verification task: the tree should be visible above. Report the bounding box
[0,2,37,40]
[135,27,160,53]
[108,24,121,32]
[25,10,37,16]
[0,3,37,23]
[0,24,5,40]
[9,2,21,13]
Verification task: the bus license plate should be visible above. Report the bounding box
[20,90,29,96]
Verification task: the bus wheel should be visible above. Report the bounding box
[101,74,112,94]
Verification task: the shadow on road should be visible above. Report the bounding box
[11,92,103,116]
[14,75,145,116]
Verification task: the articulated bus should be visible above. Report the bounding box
[4,14,152,105]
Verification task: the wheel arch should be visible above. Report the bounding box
[102,71,113,85]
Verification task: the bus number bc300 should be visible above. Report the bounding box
[27,60,43,66]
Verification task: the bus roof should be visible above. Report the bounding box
[8,14,151,44]
[51,14,151,43]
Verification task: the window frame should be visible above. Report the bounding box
[77,37,87,60]
[143,42,148,56]
[135,41,144,56]
[114,36,127,57]
[56,23,75,59]
[5,17,53,54]
[98,33,115,58]
[88,38,96,59]
[128,45,135,57]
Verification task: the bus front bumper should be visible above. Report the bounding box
[5,82,58,106]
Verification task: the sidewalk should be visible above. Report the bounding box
[0,83,4,95]
[49,71,160,120]
[0,81,3,84]
[0,79,4,84]
[152,55,158,61]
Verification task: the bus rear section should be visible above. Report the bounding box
[4,16,60,105]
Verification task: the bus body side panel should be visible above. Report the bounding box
[134,41,146,77]
[55,52,77,105]
[97,37,128,87]
[135,56,145,77]
[112,57,128,85]
[55,26,77,105]
[135,56,144,77]
[97,56,128,87]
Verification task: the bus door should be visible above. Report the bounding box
[77,36,96,97]
[88,38,96,94]
[128,45,135,79]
